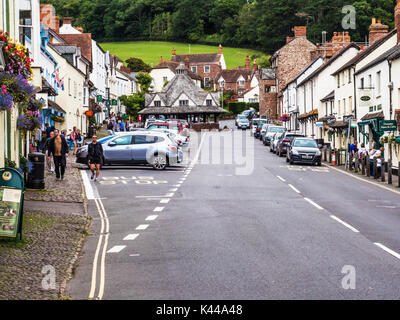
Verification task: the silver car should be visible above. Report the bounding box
[101,131,183,170]
[269,132,284,153]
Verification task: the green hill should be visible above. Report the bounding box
[99,41,267,70]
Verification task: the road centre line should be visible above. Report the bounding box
[154,207,164,212]
[288,184,301,194]
[304,197,324,210]
[97,200,109,300]
[146,215,158,221]
[123,234,139,240]
[160,199,170,204]
[374,243,400,260]
[136,224,149,230]
[107,245,126,253]
[330,215,360,233]
[277,175,286,182]
[169,188,178,192]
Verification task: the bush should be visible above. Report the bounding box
[228,102,259,115]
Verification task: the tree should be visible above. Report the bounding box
[135,72,153,93]
[126,57,152,72]
[120,93,145,119]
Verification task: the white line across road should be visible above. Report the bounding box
[288,184,301,194]
[136,224,149,230]
[153,207,164,212]
[330,215,360,233]
[107,245,126,253]
[160,199,170,204]
[277,175,286,182]
[146,215,158,221]
[304,197,324,210]
[374,243,400,260]
[123,234,139,241]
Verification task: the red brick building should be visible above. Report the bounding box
[170,45,226,88]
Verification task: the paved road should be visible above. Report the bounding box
[68,128,400,299]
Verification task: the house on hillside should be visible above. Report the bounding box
[150,57,201,92]
[170,45,226,88]
[140,63,226,122]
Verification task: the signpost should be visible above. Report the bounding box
[96,95,103,103]
[0,168,25,243]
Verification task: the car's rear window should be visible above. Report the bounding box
[268,127,285,132]
[293,139,318,148]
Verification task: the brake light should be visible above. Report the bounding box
[185,137,188,142]
[168,145,177,150]
[283,139,290,142]
[178,139,182,144]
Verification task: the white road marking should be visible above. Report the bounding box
[81,170,95,200]
[277,175,286,182]
[146,215,158,221]
[330,215,360,233]
[173,184,181,187]
[97,200,109,300]
[169,188,178,192]
[304,197,324,210]
[136,224,149,230]
[160,199,170,204]
[107,245,126,253]
[123,234,139,240]
[154,207,164,212]
[288,184,301,194]
[374,243,400,260]
[130,254,140,257]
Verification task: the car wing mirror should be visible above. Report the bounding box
[108,141,116,146]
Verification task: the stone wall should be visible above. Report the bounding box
[191,123,220,132]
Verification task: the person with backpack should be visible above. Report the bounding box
[88,135,103,182]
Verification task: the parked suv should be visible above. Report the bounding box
[276,132,305,157]
[101,131,183,170]
[287,137,322,166]
[146,121,183,133]
[250,119,268,136]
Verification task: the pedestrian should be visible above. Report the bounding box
[88,135,103,182]
[41,131,55,174]
[107,119,114,135]
[49,129,69,181]
[375,146,384,177]
[369,144,377,177]
[75,129,82,148]
[71,126,78,155]
[35,127,42,152]
[45,123,54,137]
[349,141,358,169]
[119,119,125,132]
[370,137,377,150]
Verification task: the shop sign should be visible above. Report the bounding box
[327,117,336,125]
[316,122,324,128]
[359,89,373,107]
[379,120,397,132]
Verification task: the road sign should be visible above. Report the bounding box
[0,168,25,242]
[96,95,103,102]
[379,120,397,132]
[112,99,118,106]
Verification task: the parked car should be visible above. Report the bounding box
[102,131,183,170]
[254,122,266,139]
[250,119,268,136]
[149,128,189,147]
[237,118,250,130]
[262,126,285,146]
[287,137,322,166]
[259,124,271,141]
[269,132,284,153]
[146,121,183,133]
[235,114,247,127]
[276,132,305,157]
[76,135,116,165]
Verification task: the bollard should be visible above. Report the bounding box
[381,161,385,182]
[373,158,378,179]
[361,155,365,175]
[324,147,327,162]
[388,160,392,185]
[366,156,370,177]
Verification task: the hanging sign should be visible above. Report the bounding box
[85,110,94,117]
[379,120,397,132]
[359,89,373,107]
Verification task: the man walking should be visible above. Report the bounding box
[49,129,69,181]
[41,131,55,174]
[88,135,103,182]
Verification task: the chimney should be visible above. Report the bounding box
[63,17,72,26]
[184,55,190,68]
[293,26,307,38]
[245,55,250,69]
[55,16,60,33]
[218,44,223,54]
[396,0,400,43]
[159,56,163,64]
[172,48,176,56]
[369,18,389,44]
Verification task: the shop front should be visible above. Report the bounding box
[358,111,385,149]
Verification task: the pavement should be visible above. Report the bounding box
[67,124,400,300]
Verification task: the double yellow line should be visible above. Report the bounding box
[89,198,110,300]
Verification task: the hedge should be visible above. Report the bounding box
[228,102,259,115]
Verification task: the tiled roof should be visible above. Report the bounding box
[297,43,360,87]
[60,33,92,63]
[260,68,276,80]
[172,53,221,64]
[153,60,200,80]
[215,69,253,83]
[355,44,400,75]
[332,29,396,76]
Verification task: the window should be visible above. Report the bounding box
[204,65,210,74]
[204,77,210,87]
[368,74,372,88]
[265,86,270,93]
[206,99,212,106]
[238,80,245,86]
[348,96,353,114]
[360,78,364,89]
[163,76,168,82]
[191,66,197,73]
[179,100,189,106]
[154,100,161,107]
[270,86,277,92]
[343,99,346,115]
[348,69,352,83]
[19,4,32,47]
[134,135,163,144]
[112,135,133,145]
[220,80,225,88]
[337,75,340,88]
[376,71,381,96]
[337,100,341,115]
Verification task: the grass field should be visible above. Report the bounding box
[99,41,266,69]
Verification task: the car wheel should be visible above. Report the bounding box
[152,154,167,170]
[317,162,322,167]
[290,159,294,165]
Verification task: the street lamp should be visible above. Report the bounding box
[0,41,6,71]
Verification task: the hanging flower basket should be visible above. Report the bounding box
[17,111,43,132]
[51,115,65,123]
[0,72,35,105]
[0,86,13,111]
[280,113,290,122]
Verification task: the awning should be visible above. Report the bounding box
[360,111,384,121]
[317,115,335,122]
[47,100,66,113]
[330,121,348,128]
[298,109,318,121]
